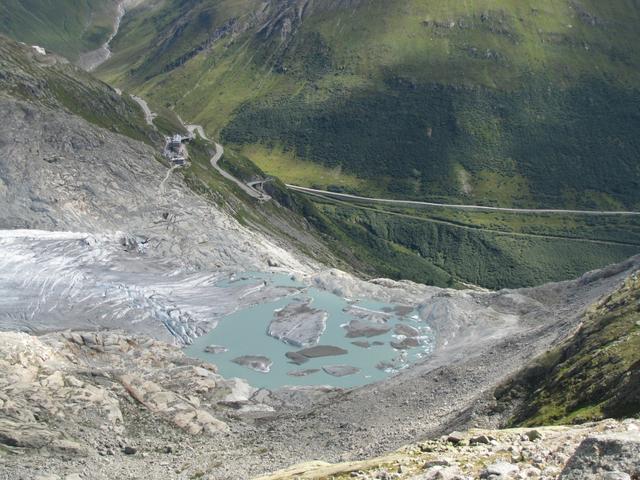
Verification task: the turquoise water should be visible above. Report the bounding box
[185,272,433,389]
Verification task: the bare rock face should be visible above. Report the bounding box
[268,298,328,347]
[560,432,640,479]
[0,330,264,457]
[120,374,229,435]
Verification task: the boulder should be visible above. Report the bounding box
[525,429,543,441]
[560,432,640,479]
[232,355,273,373]
[481,461,519,478]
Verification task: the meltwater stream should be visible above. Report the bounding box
[185,272,435,389]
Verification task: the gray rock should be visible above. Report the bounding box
[446,431,466,445]
[390,337,420,350]
[232,355,273,373]
[343,319,391,338]
[322,365,360,377]
[470,434,492,445]
[393,323,420,337]
[602,472,631,480]
[123,446,137,455]
[268,299,328,347]
[560,432,640,479]
[423,459,452,468]
[415,466,462,480]
[204,345,228,354]
[294,345,348,358]
[481,461,519,478]
[285,351,309,365]
[343,305,392,323]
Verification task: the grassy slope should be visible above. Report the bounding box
[100,0,640,209]
[496,273,640,425]
[309,196,640,289]
[0,0,118,61]
[91,0,640,288]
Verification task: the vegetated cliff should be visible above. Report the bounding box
[495,271,640,427]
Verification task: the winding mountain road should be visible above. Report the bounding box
[131,95,157,126]
[184,125,269,200]
[209,143,271,201]
[286,185,640,216]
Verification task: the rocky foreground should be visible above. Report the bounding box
[2,326,638,480]
[257,420,640,480]
[0,329,277,479]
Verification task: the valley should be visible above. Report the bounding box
[3,0,639,288]
[0,2,638,480]
[87,0,640,289]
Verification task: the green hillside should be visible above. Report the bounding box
[496,272,640,425]
[0,0,119,61]
[99,0,640,209]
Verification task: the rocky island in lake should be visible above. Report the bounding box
[322,365,361,377]
[267,298,328,347]
[231,355,273,373]
[204,344,228,354]
[343,319,392,338]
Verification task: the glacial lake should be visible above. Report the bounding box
[185,272,434,389]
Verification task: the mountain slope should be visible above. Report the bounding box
[99,0,640,209]
[495,270,640,426]
[0,0,121,61]
[0,35,329,274]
